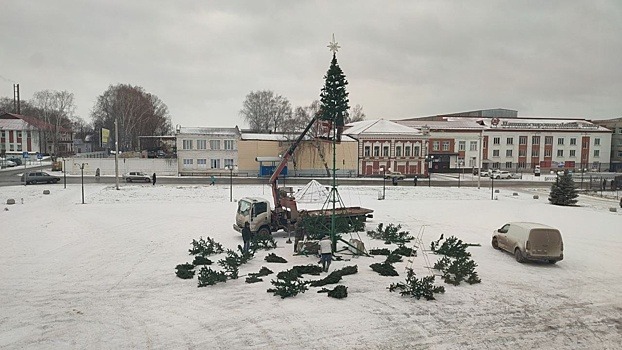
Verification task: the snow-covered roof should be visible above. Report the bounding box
[343,119,421,135]
[178,127,239,136]
[0,119,29,130]
[396,117,610,132]
[241,133,357,142]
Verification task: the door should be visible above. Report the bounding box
[496,224,511,251]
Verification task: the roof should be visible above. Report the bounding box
[241,133,357,142]
[177,127,239,136]
[507,222,557,230]
[0,112,72,133]
[395,119,486,131]
[343,119,421,135]
[396,117,610,132]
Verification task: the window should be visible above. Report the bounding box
[518,161,526,168]
[382,146,389,156]
[197,140,207,150]
[506,138,513,145]
[182,140,193,150]
[395,146,402,157]
[505,162,513,168]
[224,159,234,168]
[531,149,539,157]
[506,150,512,157]
[492,150,500,157]
[570,138,577,145]
[458,141,465,151]
[519,136,527,145]
[442,141,450,151]
[17,131,22,138]
[493,137,500,145]
[594,150,600,157]
[569,150,576,157]
[17,145,22,151]
[544,149,552,157]
[545,136,553,145]
[519,149,526,157]
[557,150,564,157]
[183,158,193,166]
[253,202,268,217]
[582,141,589,149]
[594,138,600,146]
[469,158,476,167]
[413,146,420,156]
[557,138,564,145]
[405,146,411,157]
[210,159,221,168]
[210,140,221,150]
[197,159,207,168]
[532,136,540,145]
[469,141,477,151]
[433,141,440,151]
[364,146,370,157]
[224,140,235,150]
[373,146,380,157]
[618,151,622,157]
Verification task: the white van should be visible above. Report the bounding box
[492,222,563,264]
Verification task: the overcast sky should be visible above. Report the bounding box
[1,1,621,128]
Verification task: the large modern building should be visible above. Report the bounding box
[591,117,622,172]
[396,109,613,173]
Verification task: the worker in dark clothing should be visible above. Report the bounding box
[413,175,418,186]
[392,177,398,186]
[242,222,252,253]
[293,222,306,253]
[152,173,156,185]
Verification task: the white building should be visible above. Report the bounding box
[175,126,240,176]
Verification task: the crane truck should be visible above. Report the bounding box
[233,117,373,236]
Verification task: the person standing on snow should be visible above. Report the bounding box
[152,172,157,185]
[241,222,252,253]
[318,235,332,272]
[210,175,216,186]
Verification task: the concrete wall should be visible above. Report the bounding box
[64,157,178,176]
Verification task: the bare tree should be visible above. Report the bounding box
[240,90,292,133]
[91,84,172,151]
[347,104,366,124]
[31,90,76,156]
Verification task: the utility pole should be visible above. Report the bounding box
[478,129,483,189]
[114,116,120,190]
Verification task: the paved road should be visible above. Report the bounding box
[1,165,558,189]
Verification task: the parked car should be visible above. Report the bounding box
[1,159,17,168]
[384,171,405,180]
[491,171,512,179]
[123,171,152,183]
[21,171,60,185]
[492,222,564,264]
[7,157,22,165]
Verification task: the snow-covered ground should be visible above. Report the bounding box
[1,182,620,349]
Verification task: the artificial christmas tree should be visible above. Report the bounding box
[548,171,579,206]
[319,44,350,142]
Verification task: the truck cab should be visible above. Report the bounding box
[233,197,274,236]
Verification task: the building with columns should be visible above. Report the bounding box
[0,112,73,157]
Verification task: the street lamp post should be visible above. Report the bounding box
[425,155,434,187]
[380,166,386,200]
[62,158,67,189]
[458,159,463,188]
[79,163,88,204]
[227,165,237,202]
[491,172,495,200]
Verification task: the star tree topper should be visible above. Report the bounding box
[327,34,340,53]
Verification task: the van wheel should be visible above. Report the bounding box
[491,238,499,249]
[514,249,525,263]
[548,260,557,264]
[257,226,271,236]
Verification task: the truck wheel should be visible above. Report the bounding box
[126,178,132,183]
[492,238,499,249]
[515,248,525,263]
[258,226,271,236]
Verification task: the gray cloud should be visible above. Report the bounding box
[1,0,620,128]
